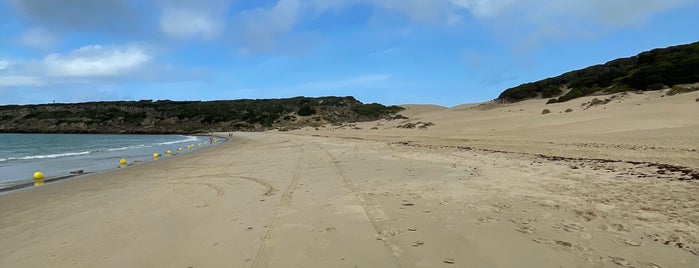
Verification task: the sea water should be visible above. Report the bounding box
[0,133,218,190]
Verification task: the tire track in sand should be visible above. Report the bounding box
[250,145,304,268]
[233,176,276,196]
[318,143,403,268]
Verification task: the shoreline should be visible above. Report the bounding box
[0,134,230,194]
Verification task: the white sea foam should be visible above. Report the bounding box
[107,144,149,151]
[4,151,92,161]
[106,136,197,151]
[155,135,198,146]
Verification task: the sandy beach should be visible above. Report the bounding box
[1,89,698,267]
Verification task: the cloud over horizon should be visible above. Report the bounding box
[0,44,153,88]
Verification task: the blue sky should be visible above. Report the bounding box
[1,0,698,107]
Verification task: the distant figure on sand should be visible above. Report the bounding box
[209,136,214,144]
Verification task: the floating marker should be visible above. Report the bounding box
[198,143,202,146]
[153,153,159,159]
[178,147,183,151]
[33,171,44,186]
[166,150,172,155]
[120,158,127,166]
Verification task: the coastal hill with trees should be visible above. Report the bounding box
[0,96,404,134]
[497,41,699,103]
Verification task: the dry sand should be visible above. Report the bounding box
[1,89,698,267]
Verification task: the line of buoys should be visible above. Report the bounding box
[33,171,44,186]
[31,140,214,188]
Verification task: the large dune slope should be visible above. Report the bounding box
[301,89,699,169]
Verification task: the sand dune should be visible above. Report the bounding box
[398,104,449,118]
[312,89,699,169]
[1,89,697,267]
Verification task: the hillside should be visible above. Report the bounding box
[0,96,404,134]
[497,41,699,103]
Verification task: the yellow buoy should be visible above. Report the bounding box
[166,150,172,155]
[33,171,44,186]
[153,153,159,159]
[178,147,183,151]
[120,158,127,165]
[198,143,202,146]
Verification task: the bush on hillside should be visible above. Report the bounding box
[297,106,316,116]
[498,41,699,103]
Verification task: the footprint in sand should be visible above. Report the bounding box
[511,217,538,234]
[411,240,425,247]
[553,220,593,239]
[533,238,592,254]
[602,256,662,268]
[516,225,536,234]
[613,236,643,247]
[601,222,631,233]
[574,209,598,222]
[475,217,500,225]
[491,202,512,212]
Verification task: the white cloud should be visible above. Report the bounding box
[0,44,155,89]
[18,28,58,50]
[0,60,10,71]
[229,0,692,55]
[0,75,44,87]
[159,2,227,40]
[448,0,692,26]
[234,0,302,53]
[449,0,517,17]
[41,45,151,77]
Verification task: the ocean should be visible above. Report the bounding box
[0,133,220,190]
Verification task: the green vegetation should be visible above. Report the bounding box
[297,105,317,116]
[351,103,404,118]
[667,84,699,96]
[0,96,404,134]
[498,41,699,103]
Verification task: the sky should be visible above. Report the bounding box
[1,0,698,107]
